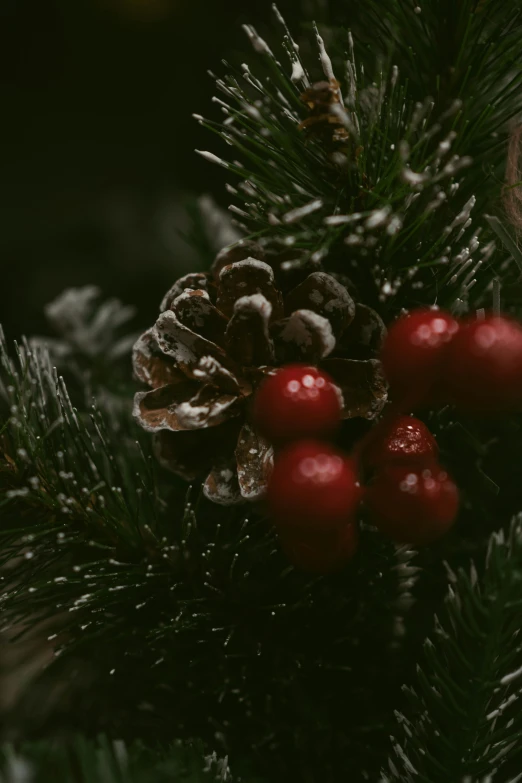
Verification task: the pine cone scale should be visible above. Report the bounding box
[175,385,243,430]
[272,309,336,363]
[154,310,240,380]
[225,294,275,366]
[216,259,284,321]
[235,423,274,501]
[133,380,200,432]
[203,456,243,505]
[322,358,388,420]
[133,329,185,388]
[283,271,356,336]
[160,272,214,312]
[336,304,386,356]
[170,288,228,348]
[154,423,240,482]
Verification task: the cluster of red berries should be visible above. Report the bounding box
[253,309,522,574]
[254,365,361,573]
[254,364,457,573]
[382,309,522,412]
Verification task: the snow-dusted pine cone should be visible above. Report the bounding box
[132,242,388,505]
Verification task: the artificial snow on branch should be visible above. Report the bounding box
[192,3,521,315]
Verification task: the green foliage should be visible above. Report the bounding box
[29,286,138,403]
[0,736,235,783]
[0,328,162,561]
[196,2,522,316]
[344,0,522,166]
[382,516,522,783]
[0,321,417,781]
[3,2,522,781]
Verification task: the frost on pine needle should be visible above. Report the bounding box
[312,22,342,103]
[242,24,276,59]
[282,199,324,224]
[195,150,230,169]
[272,2,310,89]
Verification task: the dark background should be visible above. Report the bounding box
[0,0,304,340]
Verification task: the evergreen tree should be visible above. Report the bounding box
[2,2,522,781]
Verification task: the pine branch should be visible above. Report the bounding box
[0,329,163,558]
[194,4,522,315]
[36,286,137,362]
[0,326,418,778]
[310,0,522,188]
[381,516,522,783]
[0,736,238,783]
[29,287,138,401]
[346,0,522,145]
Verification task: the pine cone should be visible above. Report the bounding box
[299,79,350,148]
[133,244,387,505]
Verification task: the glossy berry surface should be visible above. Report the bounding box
[365,463,458,545]
[279,523,359,574]
[266,440,362,533]
[445,316,522,411]
[363,415,438,472]
[254,365,341,444]
[381,309,459,407]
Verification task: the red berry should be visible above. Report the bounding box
[381,309,459,407]
[365,463,458,545]
[444,316,522,412]
[363,415,438,472]
[279,523,359,574]
[266,440,362,533]
[254,364,342,445]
